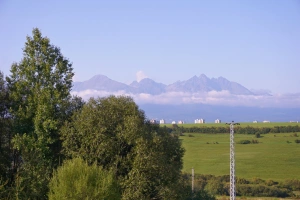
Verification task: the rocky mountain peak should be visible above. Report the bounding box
[73,73,255,95]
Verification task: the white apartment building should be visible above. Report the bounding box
[215,119,221,123]
[195,118,205,124]
[159,119,165,124]
[150,119,157,124]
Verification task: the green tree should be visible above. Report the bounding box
[169,173,216,200]
[61,96,145,176]
[48,157,121,200]
[205,178,225,196]
[6,28,74,199]
[0,71,13,198]
[61,96,185,199]
[121,129,184,199]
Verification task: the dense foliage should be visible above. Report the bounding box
[191,174,298,198]
[0,28,191,200]
[61,96,185,199]
[48,157,121,200]
[0,71,13,198]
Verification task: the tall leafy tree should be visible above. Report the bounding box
[121,129,185,199]
[61,96,146,177]
[6,28,74,199]
[0,71,12,198]
[61,96,185,199]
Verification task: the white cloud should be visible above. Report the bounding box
[72,74,80,82]
[136,71,148,82]
[71,90,300,108]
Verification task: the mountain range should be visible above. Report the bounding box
[73,74,260,95]
[72,74,299,122]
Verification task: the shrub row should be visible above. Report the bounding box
[189,174,300,198]
[168,125,300,134]
[236,184,290,197]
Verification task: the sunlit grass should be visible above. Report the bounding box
[181,132,300,181]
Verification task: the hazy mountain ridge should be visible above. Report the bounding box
[73,74,255,95]
[72,74,300,122]
[73,75,131,92]
[165,74,253,95]
[130,78,166,95]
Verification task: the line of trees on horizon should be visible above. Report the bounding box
[168,124,300,135]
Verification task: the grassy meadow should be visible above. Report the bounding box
[216,197,295,200]
[180,132,300,181]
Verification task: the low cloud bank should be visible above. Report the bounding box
[71,90,300,108]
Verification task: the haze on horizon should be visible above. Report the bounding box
[0,0,300,94]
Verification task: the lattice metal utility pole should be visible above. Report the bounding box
[192,167,194,193]
[226,121,239,200]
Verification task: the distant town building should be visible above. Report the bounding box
[263,120,270,123]
[150,119,157,124]
[178,120,184,124]
[159,119,165,124]
[215,119,221,123]
[195,118,205,124]
[253,120,258,123]
[171,121,176,124]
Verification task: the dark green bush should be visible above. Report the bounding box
[265,179,278,186]
[251,139,259,144]
[205,179,226,196]
[251,177,265,184]
[255,132,260,138]
[236,184,290,197]
[280,179,300,191]
[293,133,299,137]
[237,140,251,144]
[48,158,121,200]
[237,178,249,184]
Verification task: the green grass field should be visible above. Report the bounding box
[216,197,294,200]
[163,122,299,128]
[180,132,300,181]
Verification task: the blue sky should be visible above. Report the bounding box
[0,0,300,94]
